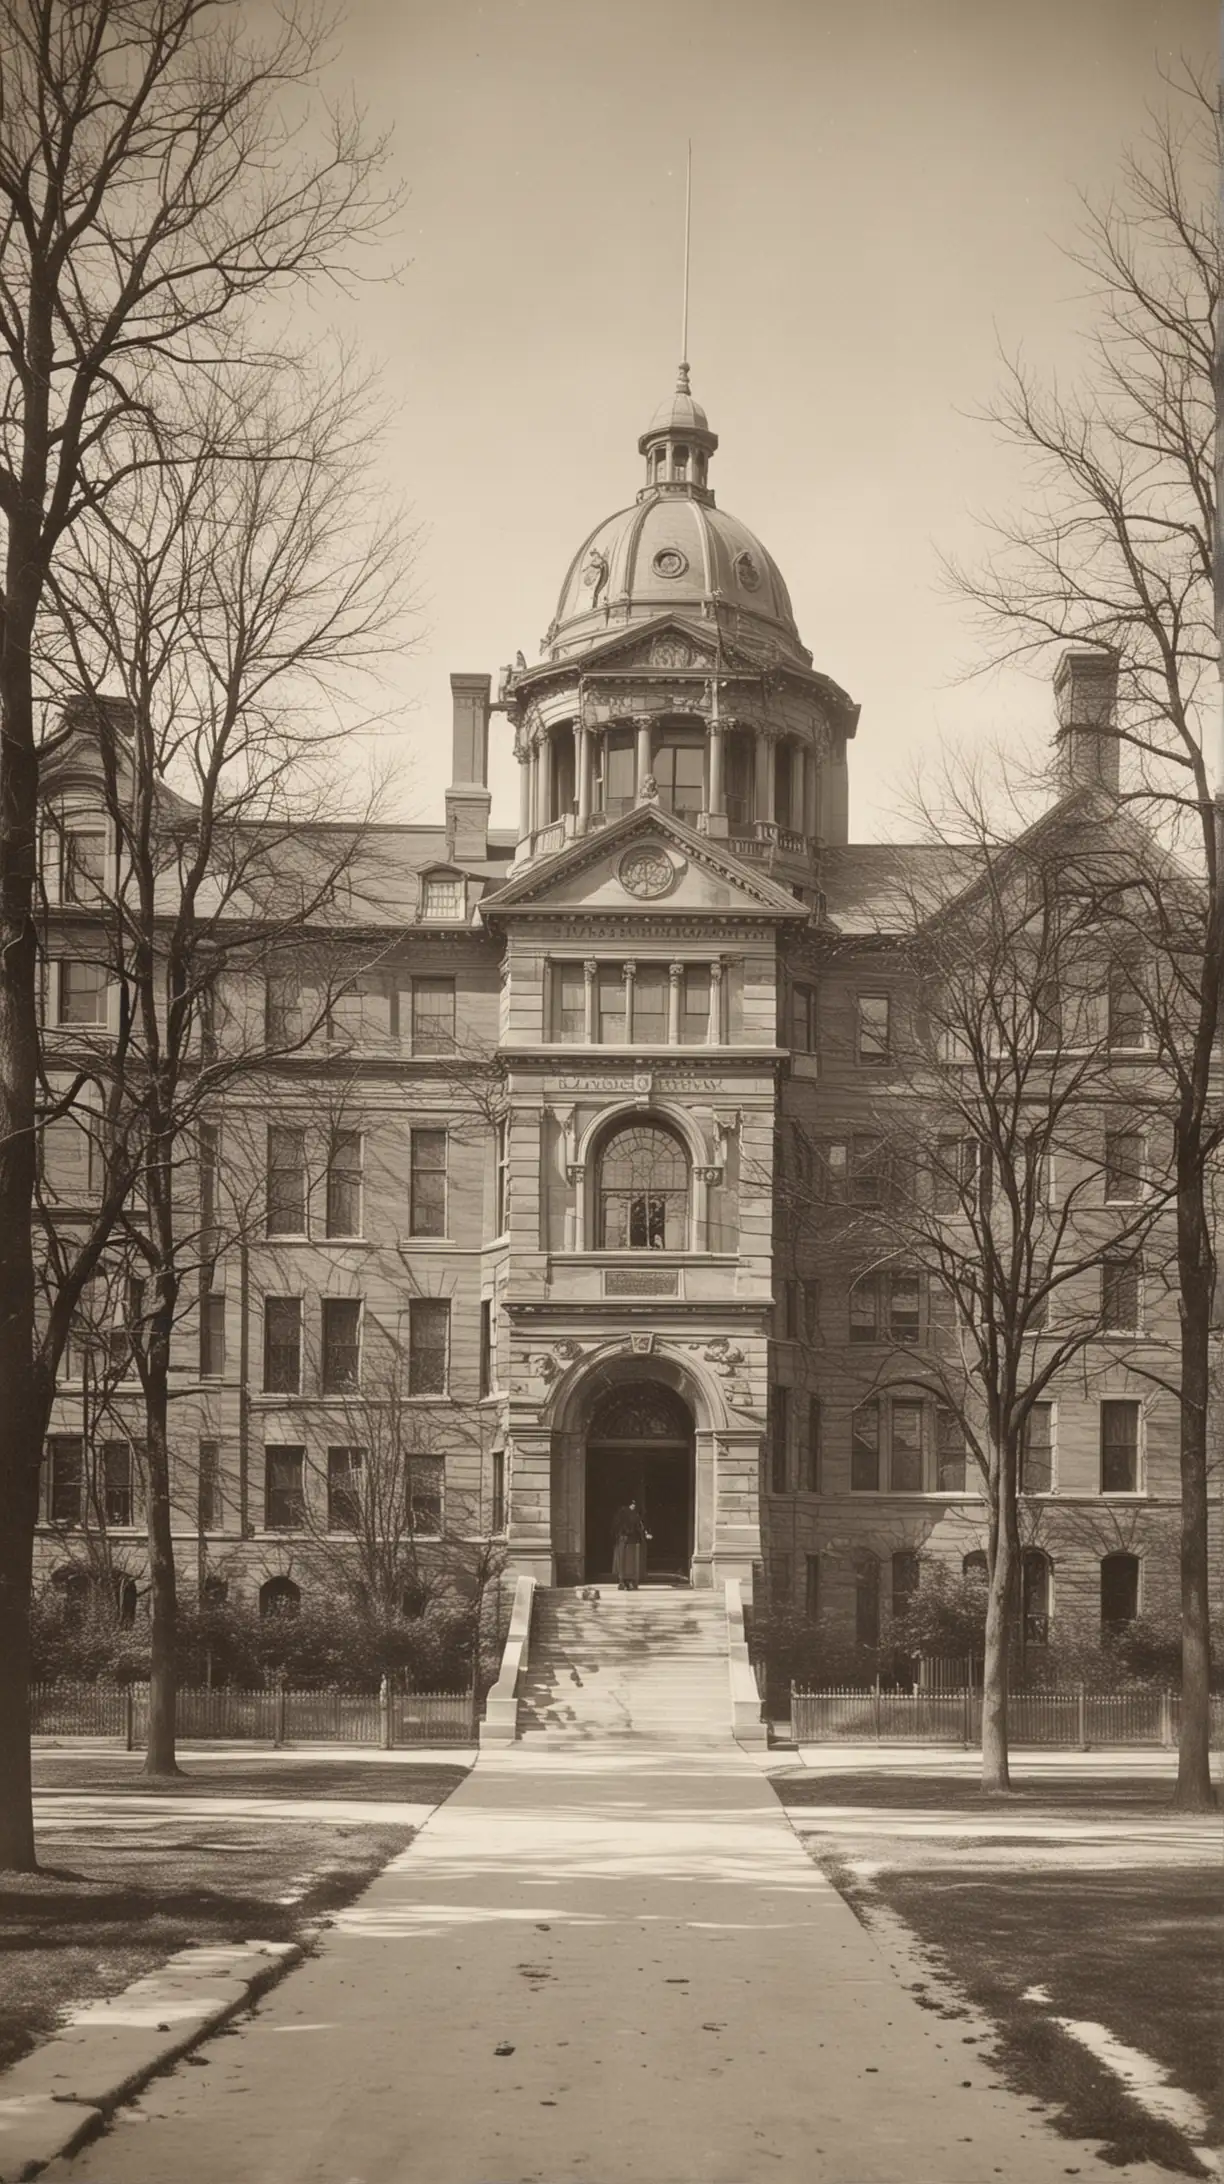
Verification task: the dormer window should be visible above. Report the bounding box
[421,874,464,921]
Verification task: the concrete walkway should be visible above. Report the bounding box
[44,1744,1175,2184]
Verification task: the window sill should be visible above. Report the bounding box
[262,1234,371,1247]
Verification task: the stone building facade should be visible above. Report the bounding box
[34,368,1213,1648]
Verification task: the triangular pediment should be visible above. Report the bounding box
[512,614,775,689]
[482,804,809,920]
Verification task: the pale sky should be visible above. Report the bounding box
[320,0,1214,841]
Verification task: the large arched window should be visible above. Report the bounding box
[259,1575,301,1619]
[597,1120,690,1250]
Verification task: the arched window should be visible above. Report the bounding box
[962,1550,987,1586]
[672,443,689,481]
[1101,1552,1139,1629]
[597,1120,690,1250]
[259,1575,301,1619]
[1022,1550,1051,1644]
[854,1552,881,1648]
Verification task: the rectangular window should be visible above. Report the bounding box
[1101,1399,1140,1493]
[410,976,456,1055]
[769,1386,790,1494]
[265,971,302,1048]
[889,1269,921,1344]
[790,984,817,1054]
[199,1119,219,1266]
[892,1549,921,1617]
[101,1440,133,1527]
[551,962,586,1042]
[602,729,635,812]
[265,1444,305,1530]
[480,1297,494,1397]
[849,1274,879,1343]
[61,826,107,905]
[422,875,464,920]
[856,993,890,1065]
[782,1279,800,1340]
[198,1440,222,1532]
[936,1406,967,1492]
[596,966,626,1044]
[855,1555,881,1646]
[408,1298,449,1395]
[199,1292,226,1379]
[266,1125,307,1237]
[890,1401,924,1492]
[805,1397,822,1493]
[656,737,704,821]
[107,1276,144,1380]
[1107,964,1147,1050]
[680,964,711,1045]
[408,1128,446,1238]
[327,1445,363,1531]
[408,1454,444,1535]
[802,1279,821,1342]
[933,1136,979,1215]
[494,1117,509,1233]
[40,1104,100,1201]
[321,1297,361,1393]
[851,1401,880,1492]
[817,1139,849,1201]
[326,1131,363,1238]
[804,1553,821,1622]
[1104,1131,1144,1205]
[1102,1256,1141,1333]
[48,1436,84,1526]
[632,964,668,1044]
[263,1297,302,1394]
[1033,974,1061,1049]
[57,959,109,1027]
[849,1134,886,1206]
[1021,1402,1054,1494]
[491,1448,506,1536]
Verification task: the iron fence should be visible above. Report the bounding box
[791,1685,1224,1749]
[32,1681,477,1747]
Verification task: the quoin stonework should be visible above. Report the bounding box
[34,367,1213,1649]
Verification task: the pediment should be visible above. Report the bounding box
[482,806,808,920]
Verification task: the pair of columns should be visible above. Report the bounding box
[575,956,723,1046]
[517,722,818,840]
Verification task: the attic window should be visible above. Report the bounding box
[422,875,464,921]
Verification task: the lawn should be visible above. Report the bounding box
[774,1767,1222,2178]
[0,1751,470,2076]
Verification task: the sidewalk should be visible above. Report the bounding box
[41,1744,1178,2184]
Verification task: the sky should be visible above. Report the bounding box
[315,0,1214,840]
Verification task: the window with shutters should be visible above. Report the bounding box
[264,1446,305,1531]
[326,1132,363,1238]
[408,1299,449,1395]
[321,1298,361,1392]
[408,1128,446,1238]
[266,1126,307,1236]
[1100,1400,1140,1492]
[263,1298,302,1394]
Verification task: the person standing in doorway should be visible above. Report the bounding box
[611,1498,649,1590]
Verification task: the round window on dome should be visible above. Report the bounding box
[734,550,762,593]
[652,547,689,580]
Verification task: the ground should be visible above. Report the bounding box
[2,1748,468,2077]
[773,1753,1222,2179]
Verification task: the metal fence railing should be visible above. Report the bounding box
[790,1685,1224,1749]
[32,1681,478,1747]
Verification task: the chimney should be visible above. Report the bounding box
[445,672,492,861]
[60,692,136,742]
[1053,648,1119,796]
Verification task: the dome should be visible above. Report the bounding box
[549,493,808,665]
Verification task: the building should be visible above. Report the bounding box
[34,366,1205,1654]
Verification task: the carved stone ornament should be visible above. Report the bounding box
[691,1336,746,1377]
[582,548,609,605]
[532,1338,587,1386]
[630,1332,655,1355]
[651,549,689,583]
[618,846,678,900]
[648,633,697,668]
[733,551,762,593]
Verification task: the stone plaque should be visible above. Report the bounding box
[604,1268,679,1297]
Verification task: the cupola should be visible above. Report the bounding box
[638,363,718,503]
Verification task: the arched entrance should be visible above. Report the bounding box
[583,1381,694,1584]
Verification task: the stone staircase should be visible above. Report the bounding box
[516,1587,735,1745]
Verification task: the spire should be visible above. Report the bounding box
[680,139,692,380]
[637,145,718,499]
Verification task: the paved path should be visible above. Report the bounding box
[45,1745,1174,2184]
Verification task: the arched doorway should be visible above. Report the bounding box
[583,1381,694,1583]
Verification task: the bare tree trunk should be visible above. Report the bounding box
[142,1287,182,1779]
[1174,1163,1217,1810]
[981,1460,1019,1794]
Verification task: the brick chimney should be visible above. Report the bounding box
[1053,648,1119,796]
[445,672,491,861]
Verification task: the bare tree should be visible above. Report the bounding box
[789,773,1170,1789]
[947,75,1219,1807]
[0,0,398,1866]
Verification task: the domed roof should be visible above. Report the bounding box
[549,492,807,665]
[643,363,714,445]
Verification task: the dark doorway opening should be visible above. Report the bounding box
[583,1381,693,1583]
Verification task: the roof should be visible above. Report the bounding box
[819,843,985,934]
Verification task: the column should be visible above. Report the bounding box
[667,961,683,1044]
[708,719,726,832]
[635,718,653,799]
[764,736,777,828]
[538,732,553,828]
[624,960,636,1042]
[791,747,806,840]
[805,742,819,839]
[576,722,593,825]
[518,753,532,843]
[583,958,597,1044]
[708,959,723,1046]
[570,1165,586,1252]
[753,731,770,829]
